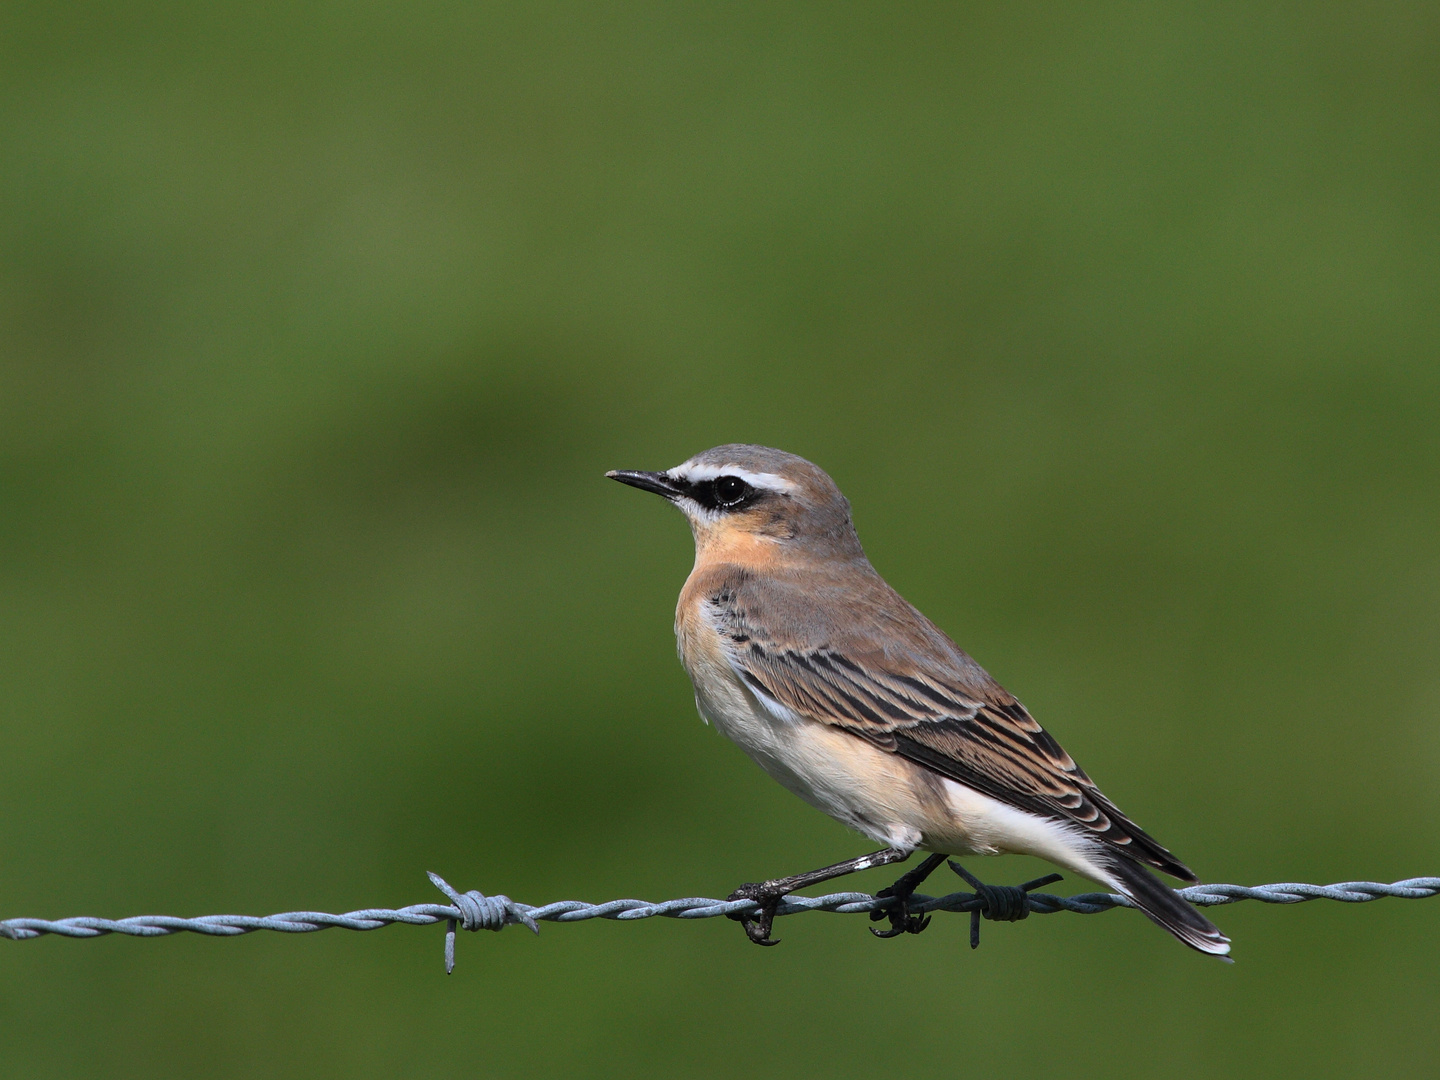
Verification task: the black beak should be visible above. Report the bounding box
[606,470,687,500]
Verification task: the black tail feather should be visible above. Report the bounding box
[1101,853,1231,959]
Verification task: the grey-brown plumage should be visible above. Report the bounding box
[609,444,1230,957]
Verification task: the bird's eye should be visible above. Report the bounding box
[714,475,749,506]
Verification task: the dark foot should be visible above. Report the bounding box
[725,882,788,946]
[868,885,932,938]
[721,848,917,946]
[868,852,947,938]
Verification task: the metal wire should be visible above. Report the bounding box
[4,871,1436,973]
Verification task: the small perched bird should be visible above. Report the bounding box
[608,445,1230,957]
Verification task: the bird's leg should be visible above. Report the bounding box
[869,852,948,938]
[726,847,914,946]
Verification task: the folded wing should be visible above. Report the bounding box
[729,635,1197,883]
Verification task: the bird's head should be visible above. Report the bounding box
[607,444,865,562]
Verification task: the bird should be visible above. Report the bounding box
[607,444,1230,958]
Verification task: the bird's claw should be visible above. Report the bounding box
[868,885,933,938]
[726,882,787,946]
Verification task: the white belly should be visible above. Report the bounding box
[692,671,927,850]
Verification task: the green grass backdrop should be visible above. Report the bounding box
[2,3,1438,1076]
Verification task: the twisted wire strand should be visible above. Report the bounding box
[4,874,1436,972]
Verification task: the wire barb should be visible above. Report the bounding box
[947,862,1066,949]
[425,872,540,974]
[3,874,1437,971]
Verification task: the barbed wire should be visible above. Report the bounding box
[3,868,1436,973]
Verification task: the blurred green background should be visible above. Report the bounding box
[3,3,1438,1076]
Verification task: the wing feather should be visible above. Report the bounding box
[723,619,1195,882]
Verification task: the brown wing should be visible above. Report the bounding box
[720,617,1196,882]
